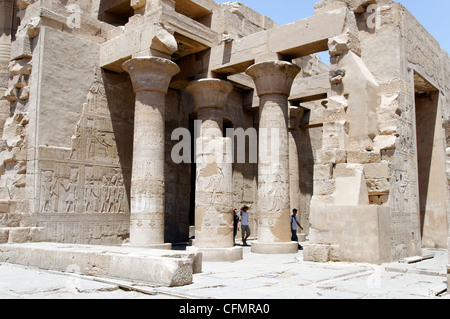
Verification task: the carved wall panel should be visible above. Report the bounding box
[35,71,134,244]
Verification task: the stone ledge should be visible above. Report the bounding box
[0,227,46,244]
[251,241,299,254]
[187,246,243,262]
[0,242,202,287]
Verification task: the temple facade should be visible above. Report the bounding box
[0,0,449,287]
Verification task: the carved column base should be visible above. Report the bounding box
[251,241,299,254]
[123,243,172,250]
[187,246,243,262]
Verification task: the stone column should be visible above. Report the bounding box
[245,61,301,254]
[122,57,180,249]
[186,78,243,261]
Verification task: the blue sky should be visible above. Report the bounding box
[216,0,450,55]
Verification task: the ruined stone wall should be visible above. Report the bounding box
[354,1,419,260]
[212,1,278,40]
[304,0,448,264]
[355,1,449,255]
[27,27,133,244]
[400,3,449,249]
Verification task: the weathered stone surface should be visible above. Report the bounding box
[246,61,300,254]
[0,0,447,274]
[307,205,391,264]
[123,57,179,248]
[186,78,243,261]
[0,243,200,287]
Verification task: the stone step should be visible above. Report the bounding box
[0,227,46,244]
[0,242,202,287]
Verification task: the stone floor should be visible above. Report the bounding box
[0,240,448,299]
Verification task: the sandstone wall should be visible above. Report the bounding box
[28,27,133,244]
[401,3,448,250]
[357,1,449,255]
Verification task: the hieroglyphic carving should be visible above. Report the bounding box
[39,161,130,214]
[37,73,132,214]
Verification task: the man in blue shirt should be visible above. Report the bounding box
[290,209,303,242]
[240,205,251,246]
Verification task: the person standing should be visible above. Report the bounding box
[290,208,303,242]
[240,205,251,246]
[233,209,240,246]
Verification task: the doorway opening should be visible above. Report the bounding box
[414,72,447,249]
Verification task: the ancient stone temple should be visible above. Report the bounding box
[0,0,449,288]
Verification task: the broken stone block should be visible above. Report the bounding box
[333,163,364,178]
[328,32,361,56]
[303,243,340,263]
[366,178,390,195]
[4,87,18,103]
[347,149,381,163]
[131,0,146,10]
[363,162,391,179]
[16,0,35,11]
[9,59,32,77]
[313,164,333,181]
[323,107,347,122]
[330,68,346,84]
[373,135,397,150]
[10,36,33,60]
[7,227,45,243]
[316,149,347,164]
[322,121,349,149]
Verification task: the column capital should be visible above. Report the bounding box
[187,78,233,111]
[245,61,300,97]
[122,57,180,94]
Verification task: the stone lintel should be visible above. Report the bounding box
[210,8,347,76]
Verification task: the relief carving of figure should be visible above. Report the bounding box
[100,174,111,213]
[84,179,99,213]
[86,128,95,159]
[67,124,82,160]
[59,174,78,213]
[41,171,57,212]
[268,174,285,213]
[115,177,126,213]
[205,166,224,202]
[96,131,112,158]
